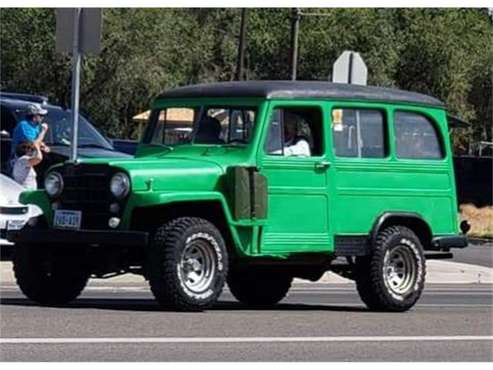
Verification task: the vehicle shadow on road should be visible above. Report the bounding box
[0,298,368,313]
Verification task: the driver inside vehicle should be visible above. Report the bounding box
[283,112,311,157]
[195,116,224,145]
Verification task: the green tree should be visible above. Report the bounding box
[1,8,491,149]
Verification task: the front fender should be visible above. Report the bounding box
[122,190,248,252]
[19,190,52,224]
[125,191,235,223]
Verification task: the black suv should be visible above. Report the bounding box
[1,92,130,185]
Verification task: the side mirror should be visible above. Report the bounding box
[0,130,10,139]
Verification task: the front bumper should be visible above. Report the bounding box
[7,227,149,247]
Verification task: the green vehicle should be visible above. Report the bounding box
[9,81,469,312]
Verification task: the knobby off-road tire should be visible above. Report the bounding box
[13,243,90,305]
[227,267,293,306]
[147,217,228,311]
[355,226,426,312]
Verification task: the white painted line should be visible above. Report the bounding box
[286,291,492,296]
[1,335,492,345]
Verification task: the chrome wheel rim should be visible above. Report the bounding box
[179,238,216,293]
[383,245,417,296]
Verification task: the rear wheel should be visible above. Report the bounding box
[13,243,90,305]
[355,226,426,312]
[147,217,228,311]
[227,267,293,306]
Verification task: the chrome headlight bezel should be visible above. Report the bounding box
[44,171,64,198]
[110,172,130,199]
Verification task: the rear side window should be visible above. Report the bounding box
[331,108,387,158]
[1,105,18,134]
[394,111,443,159]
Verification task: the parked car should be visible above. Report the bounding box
[0,92,130,186]
[8,81,469,312]
[0,174,42,259]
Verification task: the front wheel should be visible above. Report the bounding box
[147,217,228,311]
[13,243,90,305]
[355,226,426,312]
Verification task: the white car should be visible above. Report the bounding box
[0,174,42,247]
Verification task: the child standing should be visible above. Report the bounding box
[12,141,43,190]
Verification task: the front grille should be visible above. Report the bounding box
[0,206,28,215]
[58,164,112,229]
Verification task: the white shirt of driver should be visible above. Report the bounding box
[283,138,311,157]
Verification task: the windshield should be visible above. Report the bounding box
[39,108,113,149]
[145,106,257,147]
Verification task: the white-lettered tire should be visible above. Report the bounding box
[147,217,228,311]
[355,226,426,312]
[13,243,90,305]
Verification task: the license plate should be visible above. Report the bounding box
[7,219,26,230]
[54,210,82,230]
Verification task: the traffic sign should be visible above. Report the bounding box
[56,8,102,161]
[332,50,367,85]
[56,8,102,55]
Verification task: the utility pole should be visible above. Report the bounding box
[70,8,82,162]
[235,9,248,81]
[290,8,301,80]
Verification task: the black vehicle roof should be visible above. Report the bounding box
[157,80,445,108]
[0,95,62,113]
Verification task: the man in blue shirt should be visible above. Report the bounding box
[11,103,50,156]
[9,103,50,174]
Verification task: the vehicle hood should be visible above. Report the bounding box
[0,175,23,206]
[51,146,131,159]
[101,156,225,192]
[0,175,43,217]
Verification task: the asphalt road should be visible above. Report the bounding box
[1,282,492,361]
[451,240,493,268]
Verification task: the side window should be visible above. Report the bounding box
[394,111,443,159]
[1,106,18,135]
[332,108,387,158]
[265,107,323,157]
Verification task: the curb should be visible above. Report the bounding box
[1,260,492,287]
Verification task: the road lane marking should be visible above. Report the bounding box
[1,335,492,345]
[286,291,493,296]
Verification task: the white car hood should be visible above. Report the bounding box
[0,174,24,206]
[0,174,42,217]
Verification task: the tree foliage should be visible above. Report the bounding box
[1,8,491,149]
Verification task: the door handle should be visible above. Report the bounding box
[315,160,331,170]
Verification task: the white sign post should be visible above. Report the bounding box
[332,50,367,85]
[56,8,102,162]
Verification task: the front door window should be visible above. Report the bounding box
[265,107,323,157]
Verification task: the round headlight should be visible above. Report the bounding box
[110,172,130,199]
[44,172,63,197]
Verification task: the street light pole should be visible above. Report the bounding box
[235,9,248,81]
[290,8,301,80]
[70,8,82,162]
